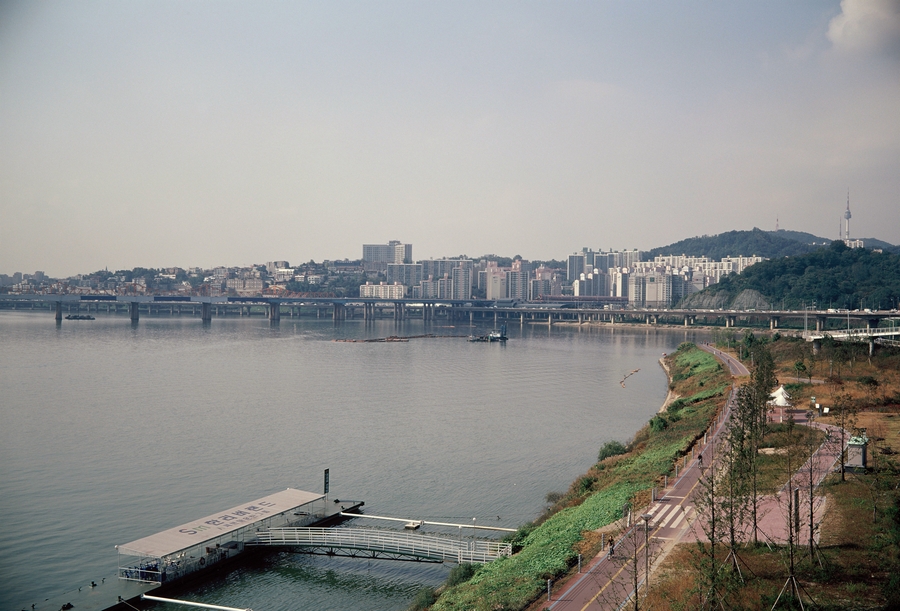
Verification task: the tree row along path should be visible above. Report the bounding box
[543,347,842,611]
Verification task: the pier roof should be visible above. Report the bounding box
[117,488,323,558]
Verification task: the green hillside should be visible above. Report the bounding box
[649,228,898,260]
[648,228,815,259]
[695,240,900,311]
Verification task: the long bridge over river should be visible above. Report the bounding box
[2,294,899,338]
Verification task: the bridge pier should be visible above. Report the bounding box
[201,302,212,322]
[55,301,62,322]
[770,316,780,329]
[269,302,281,322]
[869,338,875,357]
[726,315,736,328]
[867,318,879,331]
[816,316,826,332]
[333,303,345,322]
[130,301,140,322]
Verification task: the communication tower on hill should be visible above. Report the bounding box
[844,190,852,241]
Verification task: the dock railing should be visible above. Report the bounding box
[247,527,512,564]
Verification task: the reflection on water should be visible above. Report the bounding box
[0,312,705,609]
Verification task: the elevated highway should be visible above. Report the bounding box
[1,293,897,333]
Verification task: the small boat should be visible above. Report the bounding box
[468,325,508,343]
[65,314,95,320]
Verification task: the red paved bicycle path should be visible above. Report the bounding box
[542,346,840,611]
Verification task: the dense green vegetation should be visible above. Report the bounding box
[703,240,900,311]
[649,228,898,260]
[424,343,729,610]
[648,228,818,260]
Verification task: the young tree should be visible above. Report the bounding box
[730,344,778,546]
[833,393,858,483]
[771,416,814,610]
[793,360,807,383]
[691,439,741,610]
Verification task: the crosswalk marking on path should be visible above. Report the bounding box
[647,502,694,530]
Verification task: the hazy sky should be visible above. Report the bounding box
[2,1,899,277]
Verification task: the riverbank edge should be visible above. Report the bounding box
[427,343,731,611]
[658,357,679,413]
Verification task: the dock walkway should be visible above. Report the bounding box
[247,527,512,563]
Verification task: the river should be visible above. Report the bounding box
[0,312,705,610]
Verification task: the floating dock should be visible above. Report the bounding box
[32,488,363,611]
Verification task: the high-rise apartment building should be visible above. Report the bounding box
[362,241,412,264]
[567,254,586,282]
[360,282,407,299]
[386,263,423,287]
[450,266,471,300]
[629,271,672,308]
[573,271,609,297]
[420,258,473,282]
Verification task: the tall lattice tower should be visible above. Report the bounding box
[844,191,852,241]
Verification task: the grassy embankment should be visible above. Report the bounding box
[645,336,900,610]
[416,343,731,611]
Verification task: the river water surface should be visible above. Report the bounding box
[0,312,705,610]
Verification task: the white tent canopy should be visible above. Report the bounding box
[768,385,792,407]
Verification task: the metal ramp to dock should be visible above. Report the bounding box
[247,527,512,563]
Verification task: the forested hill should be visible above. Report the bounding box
[688,241,900,311]
[647,228,816,259]
[649,228,898,259]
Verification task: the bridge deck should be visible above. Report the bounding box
[806,328,900,341]
[247,527,512,564]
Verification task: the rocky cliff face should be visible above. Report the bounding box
[730,289,771,310]
[680,288,770,310]
[680,291,730,309]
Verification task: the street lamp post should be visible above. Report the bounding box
[641,514,653,601]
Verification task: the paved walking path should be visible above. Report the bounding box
[700,343,750,376]
[544,346,841,611]
[546,384,736,610]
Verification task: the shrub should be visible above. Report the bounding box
[446,563,478,587]
[598,440,627,462]
[408,587,437,611]
[650,415,668,432]
[669,398,687,412]
[577,476,597,495]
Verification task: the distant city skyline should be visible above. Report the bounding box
[0,223,892,280]
[2,1,898,277]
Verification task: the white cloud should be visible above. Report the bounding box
[827,0,900,56]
